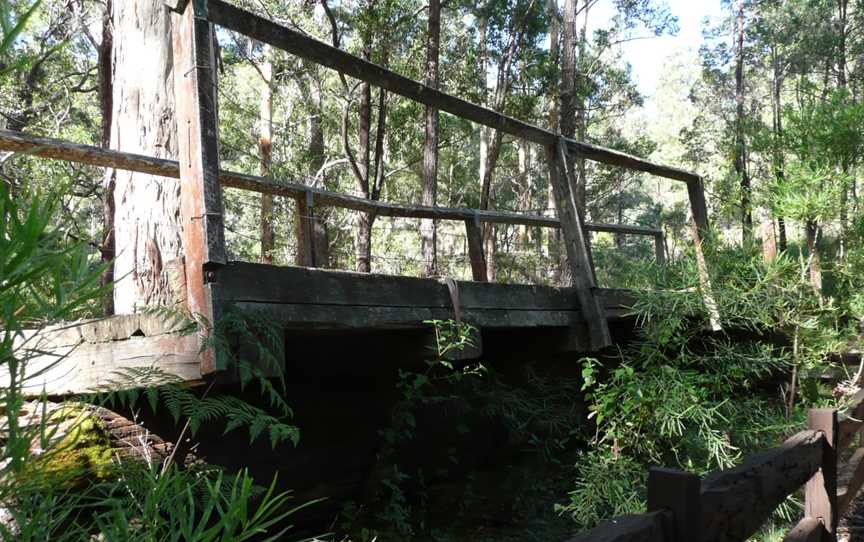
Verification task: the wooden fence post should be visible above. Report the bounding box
[465,212,488,282]
[295,189,316,267]
[170,0,227,374]
[806,408,838,541]
[654,231,666,267]
[647,467,700,542]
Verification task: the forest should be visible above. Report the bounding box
[3,0,864,540]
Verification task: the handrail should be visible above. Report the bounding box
[205,0,700,185]
[566,398,864,542]
[0,129,662,237]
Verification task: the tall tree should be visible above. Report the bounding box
[420,0,441,278]
[734,0,752,242]
[108,1,183,312]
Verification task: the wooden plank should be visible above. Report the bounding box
[295,190,316,267]
[687,177,710,235]
[205,0,700,185]
[464,215,487,282]
[5,332,202,396]
[218,262,635,318]
[229,301,584,330]
[0,130,663,238]
[564,511,671,542]
[654,233,666,267]
[837,447,864,515]
[647,467,700,541]
[805,409,838,539]
[547,140,610,350]
[171,0,225,374]
[784,517,829,542]
[700,429,826,542]
[218,262,582,310]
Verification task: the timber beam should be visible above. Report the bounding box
[0,130,663,241]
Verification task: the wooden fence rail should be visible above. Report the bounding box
[565,398,864,542]
[0,129,667,277]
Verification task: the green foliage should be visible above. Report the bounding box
[561,245,842,529]
[0,178,304,538]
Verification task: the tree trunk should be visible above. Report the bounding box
[99,0,115,315]
[354,32,374,273]
[296,66,331,267]
[734,0,752,242]
[546,0,569,285]
[561,0,586,215]
[770,47,788,252]
[258,47,275,264]
[109,1,184,313]
[421,0,441,278]
[806,219,822,296]
[837,0,849,249]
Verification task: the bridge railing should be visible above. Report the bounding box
[0,0,714,365]
[565,391,864,542]
[0,129,666,278]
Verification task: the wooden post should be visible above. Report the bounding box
[170,0,227,374]
[546,139,611,350]
[685,176,721,332]
[762,219,778,264]
[654,231,666,267]
[295,189,316,267]
[465,212,487,282]
[805,408,838,541]
[647,467,700,542]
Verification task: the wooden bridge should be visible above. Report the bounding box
[1,0,713,390]
[5,2,862,540]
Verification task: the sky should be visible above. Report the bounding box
[593,0,725,96]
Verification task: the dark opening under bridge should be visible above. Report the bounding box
[0,0,714,389]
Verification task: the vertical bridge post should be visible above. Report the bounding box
[647,467,700,542]
[465,212,488,282]
[295,189,317,267]
[546,139,611,350]
[170,0,227,374]
[805,408,838,541]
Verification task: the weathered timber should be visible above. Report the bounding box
[687,177,710,234]
[464,216,488,282]
[647,468,700,541]
[7,316,201,396]
[295,190,316,267]
[171,1,225,374]
[230,301,584,330]
[217,262,636,313]
[784,517,829,542]
[837,447,864,515]
[699,429,826,542]
[205,0,700,185]
[805,409,838,538]
[654,233,666,267]
[838,388,864,449]
[0,130,662,240]
[547,141,610,350]
[217,263,634,331]
[564,511,671,542]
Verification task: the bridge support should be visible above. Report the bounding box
[170,0,227,374]
[546,140,611,351]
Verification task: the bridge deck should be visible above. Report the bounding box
[11,264,636,396]
[217,262,635,330]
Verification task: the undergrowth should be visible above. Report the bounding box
[560,239,859,534]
